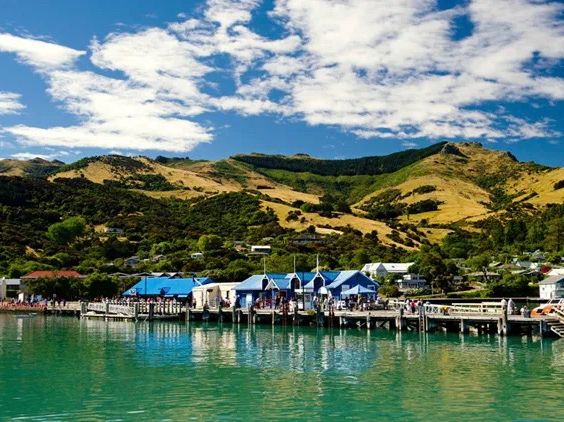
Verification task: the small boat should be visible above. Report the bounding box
[531,299,564,318]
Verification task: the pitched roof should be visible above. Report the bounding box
[361,263,413,273]
[539,275,564,285]
[22,270,82,279]
[123,277,213,297]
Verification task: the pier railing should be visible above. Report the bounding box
[387,299,504,316]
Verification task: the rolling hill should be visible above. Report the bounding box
[5,141,562,249]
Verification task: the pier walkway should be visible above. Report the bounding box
[20,299,556,338]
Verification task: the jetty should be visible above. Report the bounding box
[75,299,564,338]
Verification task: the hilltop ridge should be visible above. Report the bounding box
[2,142,562,249]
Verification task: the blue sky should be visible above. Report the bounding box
[0,0,562,165]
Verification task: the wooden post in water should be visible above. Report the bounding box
[134,303,139,321]
[396,307,406,331]
[148,303,155,321]
[460,318,468,334]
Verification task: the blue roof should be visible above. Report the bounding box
[233,271,379,293]
[304,270,379,290]
[234,273,288,291]
[123,277,213,297]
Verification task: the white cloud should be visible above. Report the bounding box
[0,33,84,69]
[0,0,562,153]
[10,152,57,161]
[0,91,24,114]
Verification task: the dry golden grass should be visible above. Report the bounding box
[420,228,453,243]
[507,167,564,206]
[52,162,119,183]
[261,200,409,247]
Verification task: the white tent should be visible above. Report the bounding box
[191,283,238,309]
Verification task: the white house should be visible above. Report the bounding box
[361,262,414,279]
[539,275,564,300]
[0,278,22,300]
[396,274,427,291]
[546,268,564,277]
[249,245,271,256]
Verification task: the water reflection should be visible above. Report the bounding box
[1,315,563,421]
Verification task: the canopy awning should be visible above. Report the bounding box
[341,285,374,296]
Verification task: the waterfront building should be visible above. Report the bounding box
[122,277,213,298]
[0,278,22,300]
[539,275,564,300]
[395,274,428,291]
[234,270,378,309]
[21,270,83,280]
[361,262,414,278]
[191,282,239,308]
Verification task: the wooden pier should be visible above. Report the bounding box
[59,299,564,338]
[185,302,559,338]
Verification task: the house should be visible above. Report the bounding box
[122,277,213,298]
[191,252,204,259]
[361,262,414,278]
[191,282,239,308]
[151,254,166,262]
[302,270,378,299]
[288,233,323,246]
[124,256,140,268]
[21,270,83,280]
[547,268,564,277]
[234,270,379,309]
[539,275,564,300]
[395,274,427,291]
[104,227,124,235]
[248,245,271,256]
[0,278,22,300]
[233,273,289,308]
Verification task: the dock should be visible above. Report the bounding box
[11,299,555,338]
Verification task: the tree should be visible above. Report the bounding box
[47,216,86,245]
[546,217,564,253]
[197,234,223,253]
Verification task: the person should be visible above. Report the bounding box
[501,298,508,312]
[520,306,526,317]
[508,298,515,315]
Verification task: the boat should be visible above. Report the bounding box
[531,299,564,318]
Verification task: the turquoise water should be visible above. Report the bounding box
[0,314,563,421]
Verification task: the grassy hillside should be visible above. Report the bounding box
[14,141,562,246]
[0,157,64,177]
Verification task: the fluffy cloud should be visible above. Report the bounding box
[0,92,24,115]
[0,0,562,152]
[0,33,84,68]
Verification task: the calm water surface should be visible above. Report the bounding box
[0,314,563,421]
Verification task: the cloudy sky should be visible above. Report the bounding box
[0,0,562,164]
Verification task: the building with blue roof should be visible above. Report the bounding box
[233,269,378,308]
[122,277,214,298]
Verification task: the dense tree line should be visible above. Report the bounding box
[233,142,447,176]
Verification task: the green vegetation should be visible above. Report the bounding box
[104,174,177,191]
[47,217,86,245]
[54,155,150,174]
[233,142,446,176]
[360,189,441,220]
